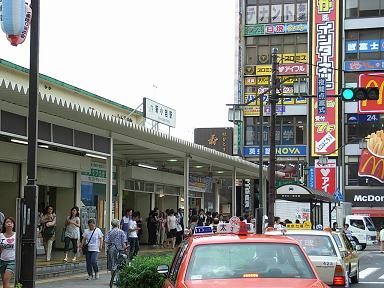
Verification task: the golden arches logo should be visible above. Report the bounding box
[360,155,384,179]
[361,80,384,107]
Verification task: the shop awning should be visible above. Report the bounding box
[276,184,338,203]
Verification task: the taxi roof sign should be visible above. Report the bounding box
[285,221,312,230]
[194,226,213,235]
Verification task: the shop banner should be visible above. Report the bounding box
[245,23,307,36]
[189,175,213,193]
[345,60,384,72]
[311,0,339,156]
[345,40,384,53]
[358,129,384,182]
[243,145,307,157]
[358,73,384,114]
[315,158,337,195]
[346,114,380,123]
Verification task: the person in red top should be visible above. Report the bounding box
[0,217,16,288]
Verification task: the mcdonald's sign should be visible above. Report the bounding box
[358,73,384,114]
[358,148,384,182]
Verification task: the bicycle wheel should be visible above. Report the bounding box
[109,269,117,288]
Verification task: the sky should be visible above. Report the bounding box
[0,0,237,142]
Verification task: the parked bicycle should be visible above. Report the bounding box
[108,243,129,288]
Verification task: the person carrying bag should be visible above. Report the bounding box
[82,228,95,255]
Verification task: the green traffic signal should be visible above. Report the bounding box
[340,87,380,101]
[341,88,354,101]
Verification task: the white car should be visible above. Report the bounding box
[267,229,356,287]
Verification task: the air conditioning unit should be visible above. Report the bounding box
[244,65,255,75]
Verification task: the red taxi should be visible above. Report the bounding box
[157,224,329,288]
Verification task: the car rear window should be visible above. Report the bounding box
[332,234,343,249]
[289,234,337,257]
[185,243,315,280]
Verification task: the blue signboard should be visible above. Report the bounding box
[243,145,307,157]
[345,60,384,71]
[346,114,380,124]
[345,39,384,53]
[345,40,384,53]
[317,77,327,115]
[194,226,213,235]
[308,167,315,189]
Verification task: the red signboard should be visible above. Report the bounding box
[315,159,337,195]
[358,73,384,114]
[310,0,339,156]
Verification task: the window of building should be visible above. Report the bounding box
[244,115,306,146]
[246,34,307,65]
[346,0,384,18]
[345,29,384,61]
[245,0,308,24]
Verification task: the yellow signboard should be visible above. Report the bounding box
[279,53,308,64]
[255,65,272,76]
[286,221,312,230]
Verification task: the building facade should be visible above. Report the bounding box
[238,0,384,226]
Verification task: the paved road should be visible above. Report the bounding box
[355,248,384,287]
[31,247,384,288]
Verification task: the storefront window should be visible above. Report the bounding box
[345,0,384,18]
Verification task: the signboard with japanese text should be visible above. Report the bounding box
[246,6,257,24]
[345,60,384,72]
[255,63,307,75]
[358,73,384,114]
[243,145,307,157]
[245,22,307,36]
[310,0,339,156]
[317,77,327,115]
[143,97,176,127]
[315,158,337,195]
[345,40,384,53]
[194,127,233,155]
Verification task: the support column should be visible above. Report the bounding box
[214,182,220,213]
[75,171,82,208]
[106,137,113,232]
[232,168,237,216]
[183,156,190,228]
[118,166,124,220]
[19,162,27,198]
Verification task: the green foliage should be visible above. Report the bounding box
[15,284,23,288]
[118,254,174,288]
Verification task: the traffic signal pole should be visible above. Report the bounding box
[267,48,278,227]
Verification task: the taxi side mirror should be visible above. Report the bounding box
[157,264,169,275]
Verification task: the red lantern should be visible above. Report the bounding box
[6,3,32,46]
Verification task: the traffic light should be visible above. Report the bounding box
[341,87,380,101]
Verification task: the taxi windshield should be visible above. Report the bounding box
[288,234,337,257]
[185,243,315,280]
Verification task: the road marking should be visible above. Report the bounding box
[359,268,380,279]
[379,274,384,279]
[359,282,384,284]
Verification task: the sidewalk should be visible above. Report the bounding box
[36,271,111,288]
[36,245,174,280]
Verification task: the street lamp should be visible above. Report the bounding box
[19,0,40,287]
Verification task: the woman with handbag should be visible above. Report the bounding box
[63,207,80,262]
[40,205,56,261]
[81,218,103,280]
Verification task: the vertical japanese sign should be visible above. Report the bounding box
[315,159,337,195]
[311,0,339,156]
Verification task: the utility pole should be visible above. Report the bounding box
[267,48,278,227]
[19,0,40,287]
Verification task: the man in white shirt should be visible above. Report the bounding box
[128,211,140,261]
